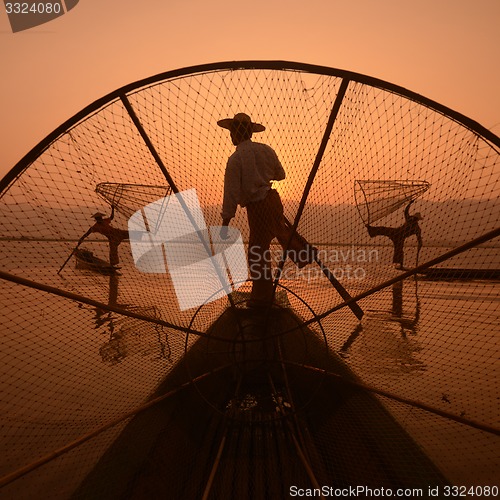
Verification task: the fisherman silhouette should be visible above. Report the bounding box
[366,200,423,270]
[78,206,129,266]
[218,112,316,307]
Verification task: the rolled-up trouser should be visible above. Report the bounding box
[109,241,120,266]
[107,232,128,266]
[246,189,313,303]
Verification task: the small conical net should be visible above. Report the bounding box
[95,183,172,221]
[0,62,499,498]
[354,179,430,225]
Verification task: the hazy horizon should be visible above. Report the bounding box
[1,1,499,180]
[2,198,499,248]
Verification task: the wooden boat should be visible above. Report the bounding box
[418,267,500,281]
[74,307,449,498]
[74,248,120,275]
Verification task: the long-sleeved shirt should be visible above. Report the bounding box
[221,139,286,220]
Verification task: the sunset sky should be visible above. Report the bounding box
[1,0,499,181]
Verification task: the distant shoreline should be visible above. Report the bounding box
[1,237,498,248]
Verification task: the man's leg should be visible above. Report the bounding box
[109,242,120,266]
[367,226,404,268]
[392,238,405,268]
[246,197,275,306]
[367,225,396,239]
[266,190,316,268]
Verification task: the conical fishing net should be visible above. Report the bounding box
[354,179,430,225]
[95,183,173,221]
[1,61,499,499]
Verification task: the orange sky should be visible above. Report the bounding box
[1,0,499,181]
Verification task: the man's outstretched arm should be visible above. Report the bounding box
[77,228,92,245]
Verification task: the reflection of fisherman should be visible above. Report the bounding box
[218,113,316,307]
[78,206,129,265]
[391,280,420,337]
[94,273,120,330]
[366,201,423,270]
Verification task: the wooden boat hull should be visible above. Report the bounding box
[73,307,449,498]
[74,248,119,275]
[418,268,500,281]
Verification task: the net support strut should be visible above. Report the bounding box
[288,361,500,437]
[0,367,228,489]
[119,94,239,311]
[307,225,500,325]
[273,78,364,319]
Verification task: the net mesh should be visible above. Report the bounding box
[354,179,430,225]
[1,62,499,498]
[95,183,173,221]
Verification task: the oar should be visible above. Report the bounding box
[313,253,364,320]
[283,218,364,320]
[57,243,81,275]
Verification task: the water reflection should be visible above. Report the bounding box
[391,279,420,338]
[92,274,172,364]
[93,274,121,334]
[340,279,425,374]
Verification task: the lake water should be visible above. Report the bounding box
[0,240,499,498]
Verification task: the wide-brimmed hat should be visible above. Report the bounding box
[217,113,265,133]
[92,212,105,219]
